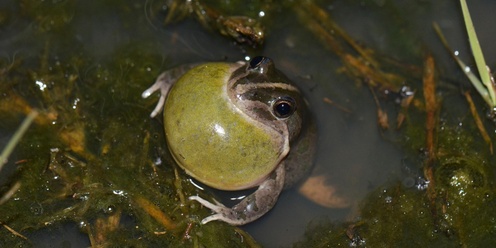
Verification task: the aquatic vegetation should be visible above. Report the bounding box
[293,0,417,129]
[0,111,37,219]
[0,0,495,247]
[457,0,496,112]
[294,1,496,247]
[162,0,267,46]
[0,45,260,245]
[434,0,495,153]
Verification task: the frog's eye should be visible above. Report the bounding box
[272,97,296,119]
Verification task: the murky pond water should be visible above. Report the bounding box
[1,0,496,247]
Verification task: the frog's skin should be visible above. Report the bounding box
[142,56,316,225]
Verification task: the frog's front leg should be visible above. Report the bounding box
[142,71,175,118]
[190,164,285,225]
[142,64,198,117]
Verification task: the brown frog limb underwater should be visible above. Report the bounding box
[142,56,317,225]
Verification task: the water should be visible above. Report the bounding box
[1,0,495,246]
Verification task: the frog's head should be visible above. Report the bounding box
[228,56,307,147]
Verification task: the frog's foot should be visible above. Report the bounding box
[188,196,235,224]
[190,165,285,226]
[141,71,174,118]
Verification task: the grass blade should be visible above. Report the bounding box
[460,0,496,106]
[0,111,38,172]
[433,23,492,107]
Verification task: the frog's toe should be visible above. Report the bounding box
[149,94,166,118]
[200,214,226,224]
[142,72,174,117]
[189,195,245,225]
[142,74,164,99]
[189,195,226,210]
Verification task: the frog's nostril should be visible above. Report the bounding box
[249,56,265,69]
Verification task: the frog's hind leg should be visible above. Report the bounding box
[190,165,285,225]
[142,71,175,118]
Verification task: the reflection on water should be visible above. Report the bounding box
[1,0,495,246]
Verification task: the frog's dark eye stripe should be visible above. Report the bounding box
[272,97,296,118]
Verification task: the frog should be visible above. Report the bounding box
[142,56,316,225]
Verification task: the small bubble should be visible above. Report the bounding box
[35,80,47,91]
[79,221,88,229]
[400,86,414,97]
[153,157,162,165]
[30,202,44,216]
[349,235,366,247]
[402,177,415,188]
[112,190,125,196]
[104,205,116,214]
[415,177,429,190]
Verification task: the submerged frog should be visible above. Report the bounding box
[142,56,316,225]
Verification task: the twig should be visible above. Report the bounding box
[1,223,27,240]
[369,86,389,129]
[323,97,352,113]
[134,195,177,231]
[464,92,493,154]
[422,54,438,220]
